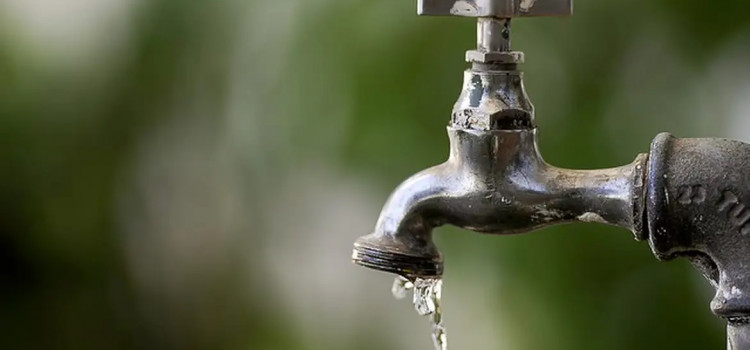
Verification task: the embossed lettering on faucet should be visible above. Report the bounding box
[677,185,706,205]
[717,190,750,235]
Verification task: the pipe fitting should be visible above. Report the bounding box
[645,133,750,322]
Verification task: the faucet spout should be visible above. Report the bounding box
[353,126,648,278]
[351,163,452,278]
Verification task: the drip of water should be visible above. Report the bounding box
[391,276,447,350]
[392,275,414,300]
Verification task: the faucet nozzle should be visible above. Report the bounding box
[352,233,443,278]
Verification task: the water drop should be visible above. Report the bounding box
[392,275,414,300]
[413,278,438,315]
[391,276,447,350]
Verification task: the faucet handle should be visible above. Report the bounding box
[418,0,573,18]
[419,0,572,59]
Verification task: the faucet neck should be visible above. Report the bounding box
[477,17,511,52]
[450,66,534,131]
[452,17,535,131]
[445,127,648,236]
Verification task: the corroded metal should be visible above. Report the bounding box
[477,18,511,52]
[451,64,533,130]
[729,324,750,349]
[354,0,624,279]
[353,0,750,347]
[352,125,647,278]
[353,48,647,278]
[646,133,750,343]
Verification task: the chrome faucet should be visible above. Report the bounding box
[351,1,750,347]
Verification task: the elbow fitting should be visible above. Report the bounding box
[644,133,750,322]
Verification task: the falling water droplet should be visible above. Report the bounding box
[392,276,447,350]
[413,278,438,315]
[392,275,414,300]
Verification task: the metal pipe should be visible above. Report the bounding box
[477,17,511,52]
[728,323,750,349]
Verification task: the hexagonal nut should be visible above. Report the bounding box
[452,108,534,130]
[465,50,524,64]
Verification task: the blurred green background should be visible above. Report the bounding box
[2,0,750,349]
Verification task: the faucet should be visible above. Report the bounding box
[351,0,750,347]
